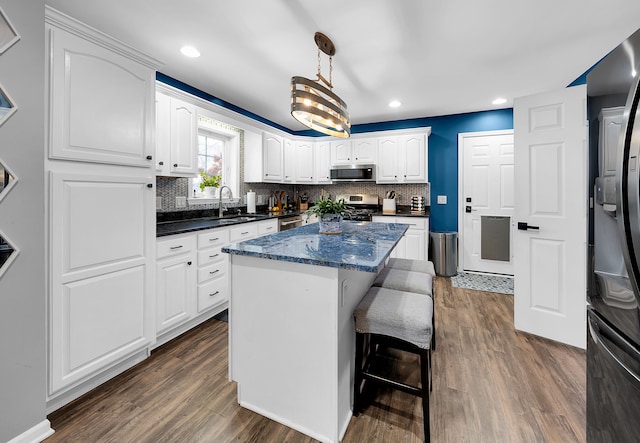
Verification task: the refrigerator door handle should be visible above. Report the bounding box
[589,312,640,387]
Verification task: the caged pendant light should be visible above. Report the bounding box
[291,32,350,138]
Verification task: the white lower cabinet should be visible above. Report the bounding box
[197,228,230,314]
[373,216,430,260]
[156,234,197,335]
[154,219,278,347]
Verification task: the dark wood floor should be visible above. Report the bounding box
[47,277,586,442]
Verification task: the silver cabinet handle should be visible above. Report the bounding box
[209,291,220,297]
[209,269,220,275]
[241,231,249,235]
[170,245,183,250]
[209,237,220,242]
[209,253,219,258]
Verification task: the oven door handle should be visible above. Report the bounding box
[280,219,302,226]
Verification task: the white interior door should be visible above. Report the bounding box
[513,85,587,349]
[459,131,515,275]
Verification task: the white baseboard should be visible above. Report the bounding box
[6,420,54,443]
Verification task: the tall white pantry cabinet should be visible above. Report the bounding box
[45,8,160,410]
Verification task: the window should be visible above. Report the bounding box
[198,132,224,178]
[190,115,240,199]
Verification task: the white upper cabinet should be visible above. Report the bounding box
[330,138,377,165]
[377,137,400,182]
[315,141,332,184]
[352,138,377,164]
[48,23,155,167]
[170,98,198,176]
[263,132,284,182]
[295,141,315,183]
[401,133,427,182]
[283,138,295,183]
[331,140,351,164]
[377,131,428,183]
[599,107,624,177]
[155,91,198,177]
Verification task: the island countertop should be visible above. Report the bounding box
[222,220,408,273]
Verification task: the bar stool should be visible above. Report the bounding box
[373,266,436,349]
[353,286,433,442]
[386,258,436,277]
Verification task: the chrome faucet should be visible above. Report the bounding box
[218,185,233,217]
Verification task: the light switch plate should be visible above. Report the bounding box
[175,196,186,208]
[437,195,447,205]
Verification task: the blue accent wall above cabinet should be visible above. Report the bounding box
[347,110,514,232]
[157,72,513,233]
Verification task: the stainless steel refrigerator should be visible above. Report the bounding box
[588,27,640,442]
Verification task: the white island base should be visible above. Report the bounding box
[229,254,377,443]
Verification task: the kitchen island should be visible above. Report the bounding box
[222,221,408,443]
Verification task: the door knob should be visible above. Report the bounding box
[517,222,539,231]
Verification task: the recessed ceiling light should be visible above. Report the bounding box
[492,97,507,105]
[389,100,401,108]
[180,46,201,58]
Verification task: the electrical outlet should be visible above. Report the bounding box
[257,195,264,205]
[176,196,187,208]
[156,196,162,209]
[437,195,447,205]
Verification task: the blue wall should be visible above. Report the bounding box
[157,72,513,232]
[347,111,514,232]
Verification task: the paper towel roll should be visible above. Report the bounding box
[247,190,256,213]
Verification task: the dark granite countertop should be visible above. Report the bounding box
[222,221,409,273]
[157,211,301,237]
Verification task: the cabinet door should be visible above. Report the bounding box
[155,92,171,175]
[599,107,624,177]
[295,141,315,183]
[48,26,155,167]
[315,141,332,183]
[283,138,295,183]
[263,133,283,181]
[401,134,427,182]
[377,137,400,183]
[156,251,196,333]
[353,138,377,164]
[49,171,155,393]
[404,229,426,260]
[170,98,198,176]
[331,140,352,165]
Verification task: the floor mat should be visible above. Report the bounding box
[450,272,514,295]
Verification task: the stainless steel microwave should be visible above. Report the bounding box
[330,164,376,182]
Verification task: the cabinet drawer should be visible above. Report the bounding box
[394,217,426,230]
[258,220,278,235]
[197,279,228,313]
[373,216,426,230]
[197,228,230,249]
[198,260,228,284]
[198,247,226,266]
[230,224,258,242]
[157,235,196,259]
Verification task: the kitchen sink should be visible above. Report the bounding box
[224,216,259,222]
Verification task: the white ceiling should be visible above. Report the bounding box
[46,0,640,132]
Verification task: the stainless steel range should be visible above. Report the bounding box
[335,194,379,221]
